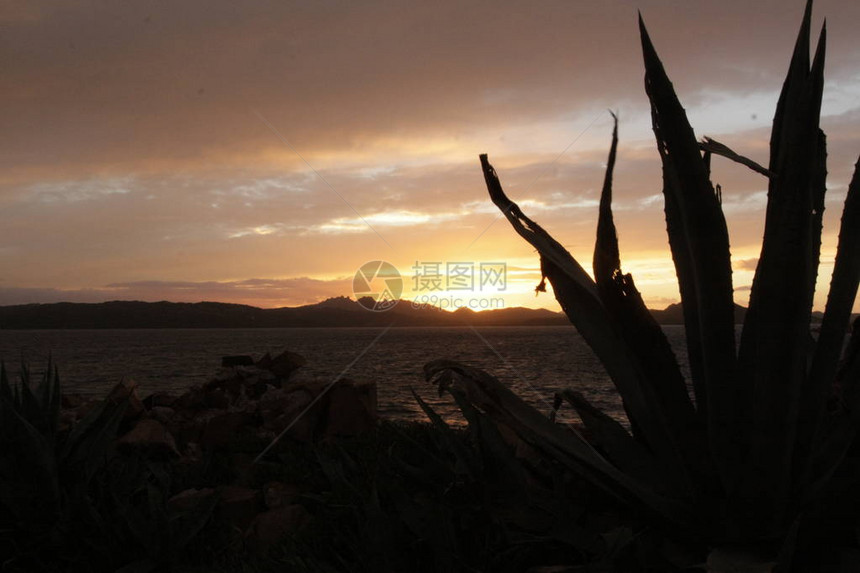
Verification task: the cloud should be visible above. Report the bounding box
[1,0,858,313]
[734,258,760,272]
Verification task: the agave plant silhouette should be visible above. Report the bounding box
[426,0,860,567]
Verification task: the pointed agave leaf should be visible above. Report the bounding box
[698,137,774,178]
[558,390,679,496]
[424,359,692,526]
[802,158,860,490]
[410,386,480,479]
[807,157,860,412]
[481,153,690,488]
[60,395,128,483]
[0,361,11,404]
[169,491,218,553]
[591,114,710,489]
[593,112,621,284]
[639,16,738,489]
[446,386,531,490]
[815,158,860,399]
[805,321,860,498]
[18,360,45,429]
[736,3,827,521]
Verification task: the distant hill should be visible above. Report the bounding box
[0,297,566,329]
[650,302,748,325]
[0,297,815,329]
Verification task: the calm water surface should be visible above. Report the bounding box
[0,326,690,424]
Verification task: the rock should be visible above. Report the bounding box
[222,355,254,367]
[149,406,180,436]
[73,399,100,421]
[259,386,320,443]
[150,406,177,424]
[199,411,255,448]
[107,379,145,422]
[230,452,257,486]
[203,369,242,396]
[173,385,207,414]
[258,350,306,379]
[321,379,377,437]
[117,418,180,458]
[263,481,300,510]
[168,487,216,514]
[142,392,178,410]
[184,441,204,460]
[58,409,78,433]
[216,486,262,533]
[204,387,231,409]
[245,505,310,554]
[61,393,86,409]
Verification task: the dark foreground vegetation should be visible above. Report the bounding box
[2,2,860,571]
[1,355,662,573]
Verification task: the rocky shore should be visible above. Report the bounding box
[58,349,379,554]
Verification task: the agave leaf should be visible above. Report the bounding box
[170,493,217,561]
[805,314,860,496]
[640,15,738,489]
[802,157,860,474]
[447,386,530,489]
[481,152,691,490]
[410,387,480,479]
[18,361,45,431]
[593,112,621,283]
[736,2,827,522]
[558,390,679,496]
[49,365,61,436]
[3,404,60,505]
[424,359,692,525]
[591,114,710,488]
[698,137,774,178]
[61,396,128,483]
[0,361,10,403]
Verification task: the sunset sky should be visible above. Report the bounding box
[2,0,859,312]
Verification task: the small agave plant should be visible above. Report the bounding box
[426,1,860,569]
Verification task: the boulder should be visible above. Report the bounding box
[258,386,320,443]
[61,393,86,409]
[222,355,254,367]
[245,505,310,553]
[199,411,256,448]
[58,409,78,433]
[173,385,207,414]
[142,392,178,410]
[321,379,377,437]
[150,405,177,424]
[117,418,180,458]
[258,350,306,380]
[204,387,231,409]
[263,481,300,510]
[168,487,216,514]
[203,369,242,396]
[149,406,180,437]
[107,379,145,422]
[230,452,257,486]
[73,398,101,422]
[216,485,262,533]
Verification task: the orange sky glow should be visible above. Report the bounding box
[1,0,859,313]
